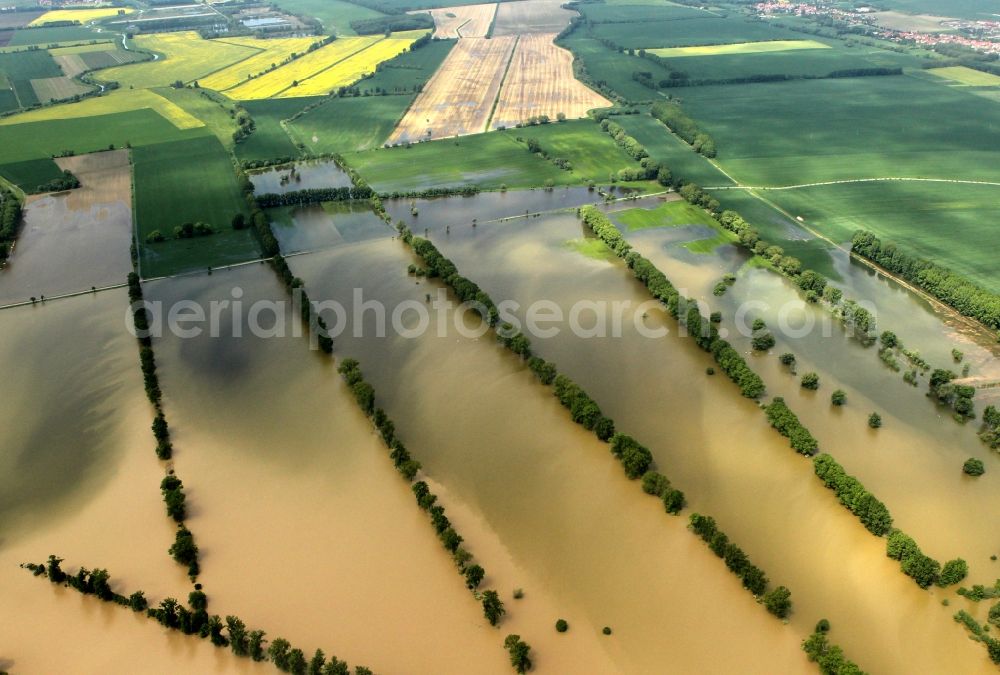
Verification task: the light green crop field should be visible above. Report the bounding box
[287,95,414,155]
[648,40,830,58]
[927,66,1000,87]
[677,75,1000,186]
[561,36,671,101]
[763,181,1000,294]
[357,38,454,94]
[612,114,732,187]
[617,198,718,230]
[345,130,578,192]
[588,15,801,50]
[133,136,257,277]
[517,119,641,181]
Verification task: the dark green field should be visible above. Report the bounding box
[765,181,1000,293]
[613,114,732,187]
[676,75,1000,185]
[270,0,384,35]
[0,157,65,191]
[358,38,454,94]
[235,97,321,162]
[576,2,715,24]
[6,25,104,46]
[0,88,17,113]
[0,109,211,163]
[561,36,669,101]
[0,48,61,106]
[588,15,800,49]
[287,95,414,155]
[133,136,257,277]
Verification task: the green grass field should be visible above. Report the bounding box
[0,108,210,163]
[763,181,1000,293]
[235,97,321,161]
[561,34,677,101]
[0,88,17,113]
[677,75,1000,185]
[6,25,103,47]
[576,2,715,24]
[564,237,616,261]
[154,86,241,149]
[588,15,800,50]
[346,129,578,192]
[613,114,732,187]
[617,198,718,230]
[357,38,454,94]
[875,0,997,20]
[287,94,413,155]
[270,0,384,35]
[133,136,257,277]
[927,66,1000,87]
[0,157,65,191]
[517,119,641,181]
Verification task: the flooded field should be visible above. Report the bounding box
[389,197,997,673]
[291,240,813,674]
[0,150,133,305]
[249,160,353,194]
[144,265,513,675]
[0,289,263,673]
[268,201,388,253]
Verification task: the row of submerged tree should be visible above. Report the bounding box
[128,273,203,579]
[852,230,1000,331]
[579,205,964,591]
[22,558,374,674]
[398,222,684,509]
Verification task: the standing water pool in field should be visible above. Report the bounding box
[248,159,354,194]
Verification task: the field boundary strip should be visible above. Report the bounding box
[703,177,1000,190]
[484,34,518,132]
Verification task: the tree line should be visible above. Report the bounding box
[650,102,716,157]
[801,624,867,674]
[23,557,374,674]
[954,609,1000,665]
[580,205,765,398]
[597,119,670,183]
[765,397,819,456]
[129,272,205,579]
[31,169,80,195]
[335,358,510,632]
[255,186,374,208]
[688,513,792,618]
[580,205,962,592]
[397,222,687,516]
[0,186,23,263]
[852,230,1000,330]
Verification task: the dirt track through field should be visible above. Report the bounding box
[491,33,610,129]
[420,3,497,38]
[388,36,516,143]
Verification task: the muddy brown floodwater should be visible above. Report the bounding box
[145,265,514,675]
[400,204,996,673]
[0,289,267,674]
[291,239,813,674]
[0,150,133,306]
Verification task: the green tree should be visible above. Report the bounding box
[482,590,506,626]
[801,372,820,390]
[503,634,532,674]
[763,586,792,618]
[831,390,847,406]
[555,619,568,632]
[963,458,985,476]
[464,564,485,590]
[938,558,968,587]
[868,412,882,428]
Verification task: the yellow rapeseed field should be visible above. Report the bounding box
[225,36,380,100]
[30,7,134,25]
[197,37,320,92]
[0,89,204,129]
[648,40,830,58]
[279,36,418,97]
[97,32,259,89]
